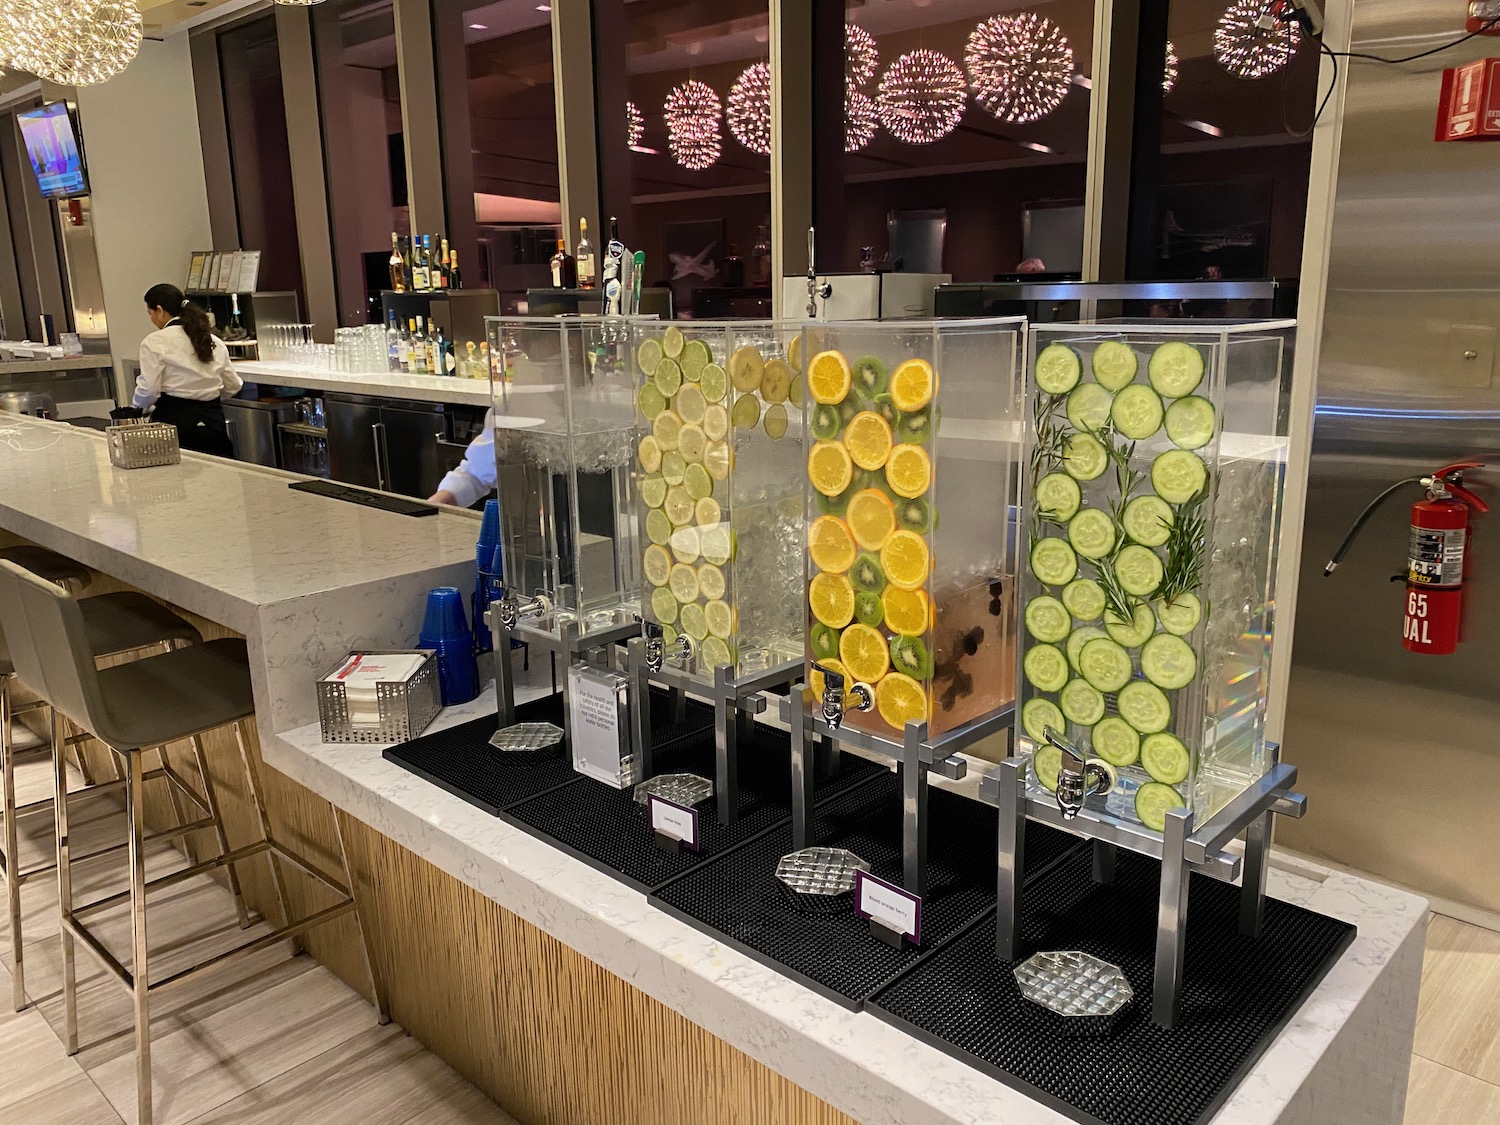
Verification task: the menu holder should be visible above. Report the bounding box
[186,251,209,291]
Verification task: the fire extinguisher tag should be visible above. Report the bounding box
[1408,526,1466,586]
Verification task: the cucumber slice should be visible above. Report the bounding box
[1114,544,1165,598]
[1036,472,1082,523]
[1066,626,1109,672]
[1164,395,1216,451]
[1061,578,1106,622]
[1065,383,1113,433]
[1135,781,1186,832]
[1121,494,1173,548]
[1151,449,1208,505]
[1022,697,1066,744]
[1141,633,1197,689]
[1155,592,1202,636]
[1063,433,1108,481]
[1092,340,1139,391]
[1031,538,1079,587]
[1025,596,1071,643]
[1104,603,1155,648]
[1023,643,1069,693]
[1032,745,1064,793]
[1147,341,1205,398]
[1078,637,1133,693]
[1141,732,1192,785]
[1117,680,1171,734]
[1067,508,1117,561]
[1035,344,1082,395]
[1060,678,1105,726]
[1111,385,1164,441]
[1091,716,1141,768]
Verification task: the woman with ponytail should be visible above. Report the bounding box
[134,283,243,456]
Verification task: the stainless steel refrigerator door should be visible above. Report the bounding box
[325,394,383,489]
[377,402,446,498]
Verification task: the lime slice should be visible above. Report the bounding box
[676,383,708,426]
[653,409,682,452]
[661,451,687,486]
[1067,508,1117,561]
[662,325,685,359]
[637,435,661,473]
[1091,340,1138,391]
[678,423,707,463]
[638,384,667,420]
[670,525,701,563]
[643,544,672,587]
[700,363,728,403]
[684,462,713,501]
[699,523,733,565]
[700,635,734,669]
[695,497,721,525]
[763,402,789,439]
[1063,433,1108,481]
[680,338,711,381]
[669,562,700,603]
[1151,450,1208,505]
[732,394,761,430]
[1036,472,1081,523]
[705,599,734,639]
[704,441,732,480]
[680,602,709,641]
[637,337,663,377]
[654,357,683,398]
[645,508,672,545]
[650,585,679,625]
[1065,384,1113,433]
[664,486,695,526]
[703,402,730,441]
[639,473,667,509]
[697,563,726,600]
[1122,495,1173,548]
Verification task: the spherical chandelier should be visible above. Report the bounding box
[963,13,1073,125]
[1164,39,1179,93]
[845,89,878,153]
[664,79,722,171]
[44,0,144,87]
[1214,0,1302,79]
[845,23,878,88]
[626,101,644,148]
[271,0,327,7]
[877,49,966,145]
[727,62,771,156]
[1,0,59,76]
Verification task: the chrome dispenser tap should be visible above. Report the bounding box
[642,620,693,673]
[1044,726,1116,820]
[497,589,551,630]
[812,661,871,730]
[806,227,831,319]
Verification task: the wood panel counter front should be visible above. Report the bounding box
[0,414,1428,1125]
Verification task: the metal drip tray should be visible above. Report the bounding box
[489,722,565,752]
[633,772,714,807]
[775,847,870,897]
[1014,950,1133,1026]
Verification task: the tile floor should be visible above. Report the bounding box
[3,726,1497,1124]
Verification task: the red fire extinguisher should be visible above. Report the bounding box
[1325,461,1488,655]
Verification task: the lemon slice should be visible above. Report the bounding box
[885,444,932,499]
[650,586,678,624]
[808,351,852,404]
[809,572,856,628]
[882,587,930,637]
[653,410,682,452]
[838,623,890,683]
[684,462,713,501]
[700,363,728,403]
[695,497,721,526]
[639,473,667,509]
[876,672,929,730]
[678,423,707,463]
[668,563,700,603]
[845,411,894,471]
[675,383,707,426]
[643,544,672,586]
[763,403,789,440]
[788,333,804,374]
[670,525,701,564]
[845,488,896,551]
[637,337,663,376]
[638,384,667,420]
[703,402,730,441]
[700,635,734,669]
[638,435,662,473]
[697,563,727,600]
[760,358,792,403]
[661,451,687,486]
[646,509,672,545]
[679,602,708,641]
[662,325,685,358]
[880,530,930,591]
[808,441,854,497]
[705,599,734,639]
[704,441,732,480]
[889,358,936,412]
[664,486,695,526]
[809,515,857,574]
[699,523,734,565]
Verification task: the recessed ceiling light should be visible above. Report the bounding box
[1018,141,1056,154]
[468,23,487,29]
[1071,74,1093,90]
[1184,119,1224,137]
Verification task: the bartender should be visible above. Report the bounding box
[133,283,242,456]
[428,411,495,507]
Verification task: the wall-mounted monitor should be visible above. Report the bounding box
[17,102,90,200]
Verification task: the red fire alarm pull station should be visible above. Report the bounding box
[1469,1,1500,34]
[1436,57,1500,140]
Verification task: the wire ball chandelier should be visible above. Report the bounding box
[964,13,1074,125]
[664,79,723,170]
[877,48,967,145]
[0,0,143,86]
[845,23,880,153]
[727,61,772,156]
[846,89,878,153]
[625,101,645,148]
[1164,39,1179,93]
[1214,0,1302,79]
[845,23,878,89]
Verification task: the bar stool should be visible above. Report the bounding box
[2,587,205,1011]
[0,545,92,591]
[0,561,388,1125]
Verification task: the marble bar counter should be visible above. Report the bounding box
[0,354,113,375]
[232,359,492,408]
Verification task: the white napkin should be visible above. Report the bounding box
[326,653,427,726]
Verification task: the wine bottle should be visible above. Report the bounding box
[439,238,452,289]
[449,249,462,290]
[388,232,407,292]
[576,218,596,289]
[412,237,430,291]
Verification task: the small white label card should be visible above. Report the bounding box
[854,870,922,945]
[567,664,632,788]
[647,793,700,852]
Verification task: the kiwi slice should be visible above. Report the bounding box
[871,392,899,428]
[817,482,855,516]
[811,403,841,441]
[895,496,932,533]
[810,622,840,661]
[851,356,889,400]
[889,635,933,680]
[854,591,884,628]
[838,398,862,426]
[849,552,887,595]
[896,405,937,445]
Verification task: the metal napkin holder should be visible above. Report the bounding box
[107,418,180,469]
[317,649,441,744]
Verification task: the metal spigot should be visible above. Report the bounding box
[497,589,551,630]
[813,661,871,730]
[643,621,693,672]
[1044,726,1116,820]
[805,227,832,318]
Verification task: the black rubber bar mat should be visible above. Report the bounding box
[382,689,714,817]
[867,847,1357,1125]
[500,725,882,893]
[648,775,1083,1009]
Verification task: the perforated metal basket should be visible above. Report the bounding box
[107,420,180,469]
[317,649,442,744]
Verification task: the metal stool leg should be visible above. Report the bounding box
[330,809,389,1025]
[2,674,23,1011]
[231,722,299,954]
[125,749,153,1125]
[54,710,78,1054]
[188,735,251,929]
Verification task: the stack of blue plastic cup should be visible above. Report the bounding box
[473,499,501,654]
[420,587,479,706]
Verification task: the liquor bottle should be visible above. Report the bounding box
[412,237,430,291]
[449,249,462,289]
[576,218,596,289]
[386,312,401,372]
[225,293,249,341]
[751,222,771,287]
[609,216,620,244]
[398,318,414,373]
[438,238,452,289]
[425,236,437,290]
[410,317,429,374]
[389,232,407,292]
[550,239,567,288]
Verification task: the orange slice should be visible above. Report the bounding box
[808,516,857,574]
[881,587,931,637]
[845,488,896,551]
[876,672,929,730]
[807,350,852,405]
[880,530,930,590]
[809,572,856,628]
[889,358,936,412]
[807,441,854,497]
[884,443,932,499]
[843,411,894,471]
[838,623,890,684]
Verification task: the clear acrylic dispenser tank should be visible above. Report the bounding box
[1017,320,1295,832]
[487,315,643,637]
[800,318,1025,748]
[632,321,806,680]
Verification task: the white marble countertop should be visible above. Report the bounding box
[0,414,476,729]
[232,360,493,408]
[265,679,1429,1125]
[0,354,113,374]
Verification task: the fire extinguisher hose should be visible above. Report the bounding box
[1324,477,1426,576]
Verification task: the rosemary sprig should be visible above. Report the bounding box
[1029,391,1069,481]
[1158,498,1207,605]
[1088,550,1139,628]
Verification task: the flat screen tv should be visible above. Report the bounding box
[17,102,89,200]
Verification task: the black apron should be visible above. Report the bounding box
[152,394,233,457]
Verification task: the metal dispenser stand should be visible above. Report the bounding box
[980,740,1307,1028]
[626,625,801,824]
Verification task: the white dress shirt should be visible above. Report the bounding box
[437,409,496,508]
[134,323,243,410]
